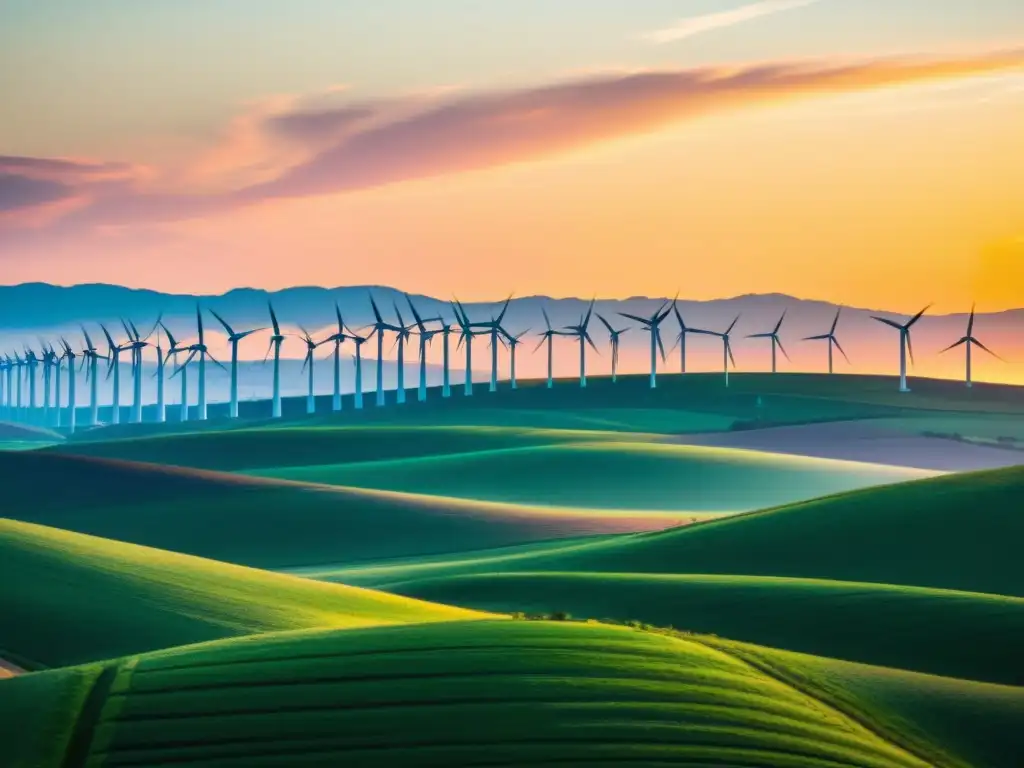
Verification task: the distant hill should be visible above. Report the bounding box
[0,282,1022,387]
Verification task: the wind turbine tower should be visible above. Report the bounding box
[803,308,849,374]
[406,295,442,403]
[101,325,130,425]
[368,295,401,407]
[939,304,1001,387]
[265,302,286,418]
[535,307,566,389]
[693,315,741,387]
[502,329,529,389]
[597,314,629,383]
[468,295,512,394]
[210,309,261,419]
[80,327,104,426]
[320,304,350,412]
[299,326,322,414]
[452,300,481,396]
[391,303,414,405]
[872,305,930,393]
[61,339,77,433]
[165,326,190,421]
[748,311,790,373]
[619,302,671,388]
[563,299,598,388]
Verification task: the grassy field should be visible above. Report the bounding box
[0,450,691,569]
[386,572,1024,685]
[0,519,486,668]
[1,620,935,768]
[709,638,1024,768]
[251,441,928,512]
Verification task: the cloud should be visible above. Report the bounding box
[642,0,820,45]
[3,46,1024,237]
[0,155,136,183]
[0,174,73,213]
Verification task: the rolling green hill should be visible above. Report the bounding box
[1,620,933,768]
[387,572,1024,685]
[253,441,930,511]
[0,451,682,569]
[0,519,486,668]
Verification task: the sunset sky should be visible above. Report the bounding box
[2,0,1023,312]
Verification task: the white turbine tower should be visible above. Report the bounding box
[210,309,262,419]
[501,329,529,389]
[368,294,402,407]
[79,327,104,426]
[619,302,671,389]
[391,302,414,405]
[39,343,57,427]
[122,317,157,424]
[264,302,286,418]
[406,295,443,403]
[319,304,350,412]
[49,343,63,429]
[939,304,1002,388]
[60,339,77,433]
[298,326,324,415]
[101,325,131,425]
[164,325,191,422]
[670,298,703,375]
[178,306,224,420]
[152,323,170,423]
[346,324,373,410]
[693,315,741,387]
[535,307,567,389]
[596,314,629,383]
[452,299,483,396]
[747,311,790,373]
[468,295,512,393]
[563,299,598,388]
[803,307,850,374]
[872,305,930,393]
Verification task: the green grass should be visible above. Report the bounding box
[0,450,685,569]
[252,441,930,512]
[318,465,1024,598]
[52,424,647,471]
[2,620,932,768]
[382,571,1024,685]
[0,519,486,668]
[707,638,1024,768]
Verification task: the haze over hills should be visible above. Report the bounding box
[1,283,1022,388]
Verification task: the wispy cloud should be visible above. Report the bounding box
[642,0,820,45]
[2,46,1023,242]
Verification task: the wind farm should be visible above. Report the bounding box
[3,1,1024,764]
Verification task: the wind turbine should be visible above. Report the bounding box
[346,324,374,409]
[12,353,25,422]
[597,314,629,383]
[152,323,168,423]
[693,315,741,387]
[49,343,63,429]
[24,347,39,423]
[368,295,402,407]
[265,302,286,418]
[80,327,104,426]
[406,295,443,403]
[468,295,512,393]
[60,339,77,433]
[452,299,482,396]
[163,324,190,421]
[391,302,414,405]
[0,357,7,421]
[619,302,671,388]
[535,307,567,389]
[669,297,704,375]
[872,305,930,393]
[299,326,323,414]
[501,329,529,389]
[177,306,225,420]
[437,317,455,398]
[39,342,57,426]
[319,303,350,412]
[747,311,790,374]
[101,325,131,425]
[210,309,262,419]
[122,317,156,424]
[939,304,1002,388]
[563,299,598,388]
[803,307,849,374]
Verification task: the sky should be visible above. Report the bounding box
[2,0,1023,312]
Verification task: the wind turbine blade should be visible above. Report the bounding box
[803,334,831,341]
[906,303,932,327]
[967,303,976,336]
[777,339,791,362]
[830,307,842,334]
[747,332,773,339]
[618,312,649,325]
[906,332,916,366]
[585,332,599,353]
[196,305,204,344]
[656,330,667,362]
[542,306,552,332]
[237,327,264,340]
[205,351,228,372]
[263,342,274,364]
[268,301,281,335]
[209,308,234,337]
[871,316,903,331]
[496,293,513,324]
[532,336,547,353]
[774,310,786,334]
[726,314,740,335]
[597,313,614,335]
[938,338,968,354]
[668,334,681,355]
[972,338,1004,361]
[727,341,736,368]
[335,302,344,333]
